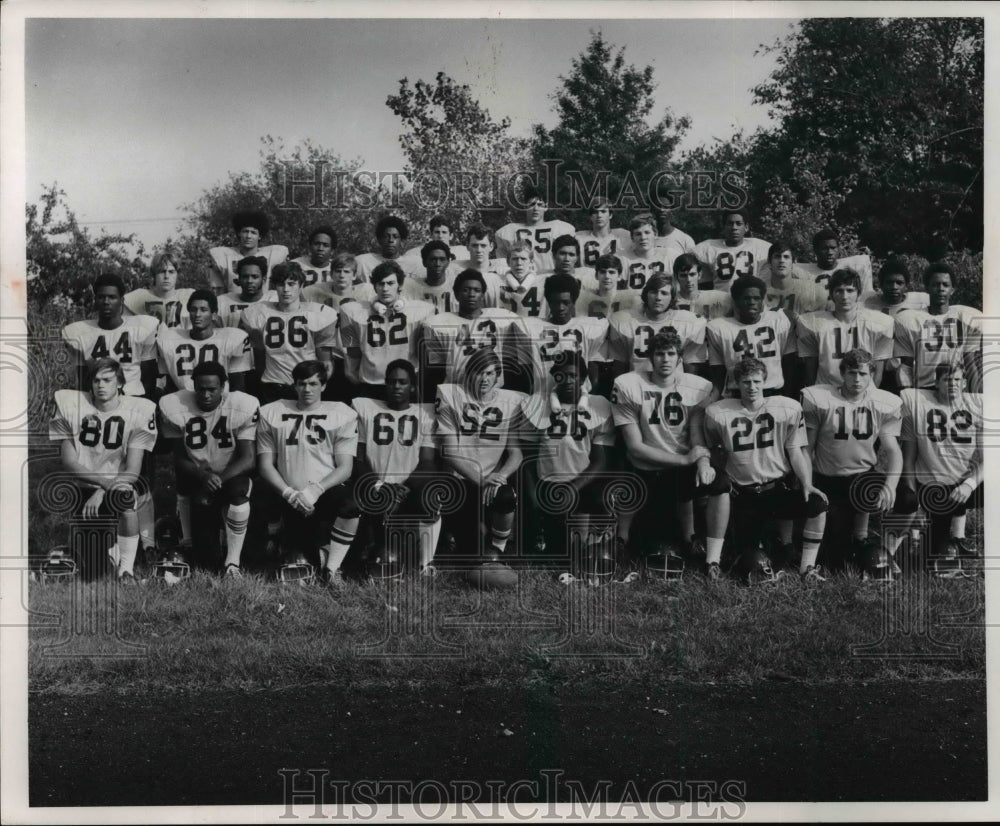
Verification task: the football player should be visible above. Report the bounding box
[216,256,278,328]
[495,186,576,276]
[157,290,252,393]
[550,234,596,285]
[608,272,707,378]
[62,273,159,399]
[436,348,526,560]
[355,216,411,284]
[802,349,904,580]
[256,360,361,584]
[158,362,258,576]
[702,357,829,582]
[575,254,641,321]
[291,225,338,287]
[401,241,460,315]
[894,262,981,392]
[419,268,521,399]
[453,223,503,278]
[622,213,678,293]
[795,229,873,295]
[425,214,468,261]
[123,252,194,329]
[574,196,631,268]
[48,358,157,580]
[507,273,609,401]
[706,275,796,399]
[611,329,726,566]
[208,209,288,295]
[693,209,771,292]
[653,207,696,254]
[862,258,929,394]
[760,243,828,322]
[896,363,982,573]
[494,241,546,318]
[672,253,733,321]
[302,252,371,308]
[521,349,616,556]
[338,260,435,399]
[352,360,441,575]
[797,268,894,388]
[239,261,338,403]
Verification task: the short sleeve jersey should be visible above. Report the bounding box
[620,250,677,293]
[495,220,577,274]
[352,398,435,483]
[704,396,807,487]
[291,255,330,287]
[900,389,981,485]
[257,400,359,490]
[62,317,160,396]
[608,307,707,371]
[49,390,157,478]
[611,371,713,471]
[802,384,902,477]
[240,301,338,386]
[893,306,982,389]
[675,290,734,322]
[298,285,371,361]
[494,272,549,319]
[421,309,521,384]
[216,291,278,328]
[862,291,930,317]
[339,300,435,385]
[521,393,615,480]
[795,255,874,295]
[435,384,526,480]
[355,253,414,285]
[764,280,829,319]
[575,288,641,320]
[209,245,289,293]
[510,315,610,395]
[156,327,253,392]
[401,274,458,316]
[694,238,772,291]
[123,288,195,329]
[707,313,794,392]
[159,389,259,474]
[797,309,895,387]
[656,227,696,254]
[574,229,632,267]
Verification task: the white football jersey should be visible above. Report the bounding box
[495,220,577,275]
[493,271,549,319]
[675,290,734,322]
[694,237,772,291]
[797,309,895,387]
[435,383,526,481]
[291,255,330,287]
[257,400,358,490]
[620,249,677,292]
[420,309,521,384]
[704,396,807,486]
[707,313,795,392]
[655,227,696,254]
[608,307,707,372]
[216,290,278,328]
[574,229,632,267]
[156,327,253,392]
[339,299,435,385]
[240,301,338,386]
[764,280,829,319]
[575,288,642,321]
[521,393,615,480]
[208,245,289,293]
[795,255,874,295]
[509,315,610,396]
[401,274,458,316]
[893,306,981,389]
[62,316,160,396]
[802,384,902,477]
[900,389,981,485]
[159,389,259,474]
[862,291,930,317]
[612,371,713,471]
[123,288,195,329]
[353,398,435,483]
[49,390,157,477]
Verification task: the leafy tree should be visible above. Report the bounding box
[386,71,531,236]
[531,32,691,224]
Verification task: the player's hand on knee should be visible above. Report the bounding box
[696,462,716,487]
[876,484,896,512]
[83,488,105,518]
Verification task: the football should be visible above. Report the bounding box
[466,562,518,590]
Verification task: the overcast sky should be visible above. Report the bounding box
[26,16,795,249]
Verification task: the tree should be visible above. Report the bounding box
[386,71,531,235]
[752,17,983,255]
[531,32,691,224]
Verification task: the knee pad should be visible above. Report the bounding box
[491,485,517,514]
[805,492,828,519]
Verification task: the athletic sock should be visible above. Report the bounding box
[176,495,193,545]
[951,514,967,539]
[325,516,359,573]
[421,517,443,569]
[223,501,251,567]
[117,534,139,576]
[705,537,724,565]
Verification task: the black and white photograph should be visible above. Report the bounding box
[1,1,993,822]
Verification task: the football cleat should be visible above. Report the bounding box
[319,567,344,587]
[278,553,315,585]
[705,561,722,582]
[153,549,191,582]
[949,537,978,559]
[224,563,243,580]
[645,544,685,581]
[800,565,827,584]
[38,546,78,583]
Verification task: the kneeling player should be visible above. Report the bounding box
[48,358,157,580]
[703,358,829,582]
[436,348,525,561]
[352,360,441,576]
[802,349,903,580]
[158,363,259,576]
[257,361,360,584]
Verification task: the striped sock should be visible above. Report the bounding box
[325,517,359,573]
[224,501,251,567]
